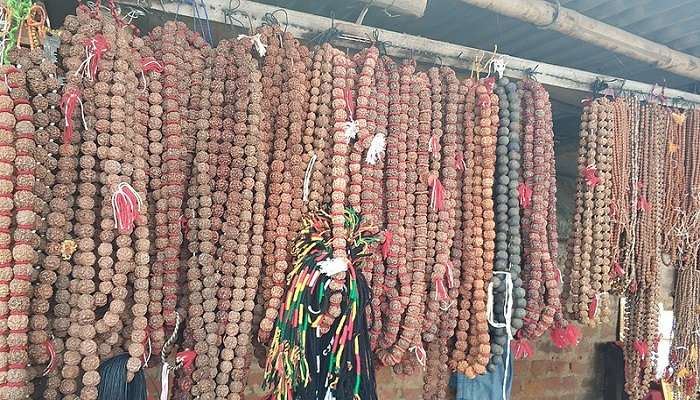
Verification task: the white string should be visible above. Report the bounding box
[408,345,426,367]
[77,96,87,131]
[143,336,152,367]
[487,271,514,339]
[439,300,454,311]
[502,337,511,400]
[75,43,96,80]
[160,362,170,400]
[302,153,317,202]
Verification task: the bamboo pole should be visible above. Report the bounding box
[457,0,700,81]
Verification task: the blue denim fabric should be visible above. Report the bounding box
[450,346,513,400]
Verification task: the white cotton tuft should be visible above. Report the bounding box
[344,120,359,143]
[318,257,348,276]
[238,33,267,57]
[365,133,386,165]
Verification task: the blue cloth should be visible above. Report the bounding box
[450,345,514,400]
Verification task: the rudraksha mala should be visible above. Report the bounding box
[623,103,665,400]
[58,10,101,398]
[368,56,388,350]
[377,58,410,361]
[253,26,282,349]
[422,66,443,400]
[3,50,36,399]
[26,44,63,396]
[564,97,613,327]
[609,98,632,292]
[126,33,153,381]
[518,79,564,338]
[258,28,295,343]
[434,67,463,397]
[155,21,188,337]
[181,35,213,400]
[317,48,351,334]
[452,76,476,372]
[143,26,167,355]
[462,77,497,378]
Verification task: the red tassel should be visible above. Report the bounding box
[59,88,81,143]
[428,174,445,211]
[634,340,649,360]
[454,152,466,171]
[550,327,568,349]
[484,76,496,91]
[81,35,110,80]
[381,230,393,259]
[511,338,534,360]
[180,215,190,236]
[518,183,533,208]
[141,57,164,73]
[638,195,651,212]
[549,324,580,349]
[42,339,57,376]
[613,260,624,277]
[565,324,581,347]
[445,262,455,289]
[429,134,441,156]
[344,87,355,119]
[112,183,143,233]
[587,293,599,320]
[685,375,697,395]
[583,165,601,186]
[176,349,197,372]
[434,277,448,301]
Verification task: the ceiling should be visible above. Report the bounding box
[250,0,700,94]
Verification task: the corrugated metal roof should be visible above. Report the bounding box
[255,0,700,93]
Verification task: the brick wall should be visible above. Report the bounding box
[511,319,617,400]
[244,315,617,399]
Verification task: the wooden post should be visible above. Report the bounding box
[457,0,700,81]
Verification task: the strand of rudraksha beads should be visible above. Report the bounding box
[368,57,389,350]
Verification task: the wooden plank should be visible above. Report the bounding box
[124,0,700,105]
[457,0,700,81]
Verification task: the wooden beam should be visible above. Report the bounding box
[124,0,700,105]
[457,0,700,81]
[353,0,427,18]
